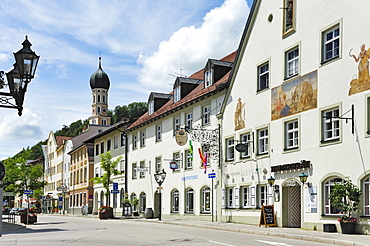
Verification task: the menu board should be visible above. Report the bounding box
[259,205,276,227]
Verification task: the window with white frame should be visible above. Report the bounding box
[132,163,137,179]
[285,120,299,149]
[185,188,194,213]
[156,124,162,142]
[185,149,193,169]
[258,62,269,91]
[95,167,99,178]
[140,131,145,147]
[174,86,181,103]
[257,128,269,155]
[283,0,295,35]
[114,135,119,149]
[259,185,268,208]
[139,161,145,178]
[227,188,233,208]
[100,142,104,154]
[155,157,162,172]
[120,160,125,173]
[226,138,235,161]
[241,186,256,208]
[201,187,211,212]
[285,46,299,79]
[240,133,251,158]
[205,69,213,88]
[148,100,154,115]
[132,135,137,150]
[322,108,340,142]
[173,152,180,171]
[171,190,180,213]
[202,105,211,126]
[364,176,370,215]
[173,117,180,135]
[322,25,340,63]
[324,178,343,215]
[186,112,193,129]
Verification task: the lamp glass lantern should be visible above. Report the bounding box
[267,176,276,186]
[6,64,23,94]
[299,173,308,184]
[14,35,40,81]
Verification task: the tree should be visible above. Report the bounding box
[3,149,46,201]
[90,151,122,207]
[329,177,361,220]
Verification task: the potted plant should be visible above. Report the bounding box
[98,206,113,220]
[131,198,139,216]
[329,177,361,234]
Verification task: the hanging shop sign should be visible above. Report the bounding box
[169,161,178,171]
[175,129,188,146]
[235,143,248,153]
[271,160,311,172]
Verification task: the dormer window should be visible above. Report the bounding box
[283,0,295,36]
[174,86,181,103]
[205,69,213,88]
[148,101,154,115]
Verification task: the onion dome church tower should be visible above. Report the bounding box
[89,57,111,126]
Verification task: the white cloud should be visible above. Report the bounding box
[137,0,249,90]
[0,108,42,141]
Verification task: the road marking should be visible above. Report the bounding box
[208,240,235,246]
[256,240,293,246]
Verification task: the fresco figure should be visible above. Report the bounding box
[351,44,370,82]
[280,94,290,116]
[234,97,246,130]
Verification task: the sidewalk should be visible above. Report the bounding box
[139,218,369,246]
[2,214,369,246]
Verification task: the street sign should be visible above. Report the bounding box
[113,182,118,190]
[24,190,34,195]
[111,190,120,193]
[208,173,216,179]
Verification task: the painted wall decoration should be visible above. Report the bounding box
[271,70,317,121]
[349,44,370,95]
[234,97,246,130]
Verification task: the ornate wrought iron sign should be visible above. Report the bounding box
[186,126,219,160]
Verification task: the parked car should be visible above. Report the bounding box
[2,208,10,215]
[16,208,29,215]
[10,207,20,215]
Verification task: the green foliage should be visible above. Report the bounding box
[131,198,139,206]
[2,149,47,199]
[111,102,147,125]
[328,177,361,217]
[90,151,122,205]
[55,119,89,137]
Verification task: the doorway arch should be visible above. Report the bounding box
[281,179,301,227]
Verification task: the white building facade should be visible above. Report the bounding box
[219,0,370,233]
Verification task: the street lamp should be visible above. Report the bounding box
[0,36,40,116]
[267,176,275,186]
[299,173,308,184]
[154,169,166,221]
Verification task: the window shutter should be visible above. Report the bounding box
[234,187,239,208]
[249,186,256,207]
[221,188,225,208]
[267,185,274,205]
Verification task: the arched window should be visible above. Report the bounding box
[201,186,211,213]
[324,177,343,215]
[171,190,179,213]
[185,188,194,213]
[140,192,146,212]
[120,188,125,208]
[363,176,370,215]
[103,95,106,103]
[100,191,105,207]
[98,95,101,103]
[131,193,137,211]
[93,95,96,103]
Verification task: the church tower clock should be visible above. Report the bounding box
[89,57,111,126]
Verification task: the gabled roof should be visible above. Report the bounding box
[55,136,72,147]
[69,125,111,153]
[127,51,237,131]
[219,0,259,117]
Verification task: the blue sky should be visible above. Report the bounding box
[0,0,253,159]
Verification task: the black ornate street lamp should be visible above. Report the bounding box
[0,36,40,116]
[299,173,308,184]
[154,169,166,221]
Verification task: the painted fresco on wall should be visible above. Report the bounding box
[349,44,370,95]
[234,97,246,130]
[271,70,317,121]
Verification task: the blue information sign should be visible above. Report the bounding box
[208,173,216,178]
[111,190,120,193]
[24,190,34,195]
[113,182,118,190]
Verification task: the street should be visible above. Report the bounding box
[1,215,336,246]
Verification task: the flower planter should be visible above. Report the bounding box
[99,208,113,219]
[20,213,37,224]
[340,222,356,234]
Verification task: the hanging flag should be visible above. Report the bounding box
[189,140,193,161]
[198,148,208,174]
